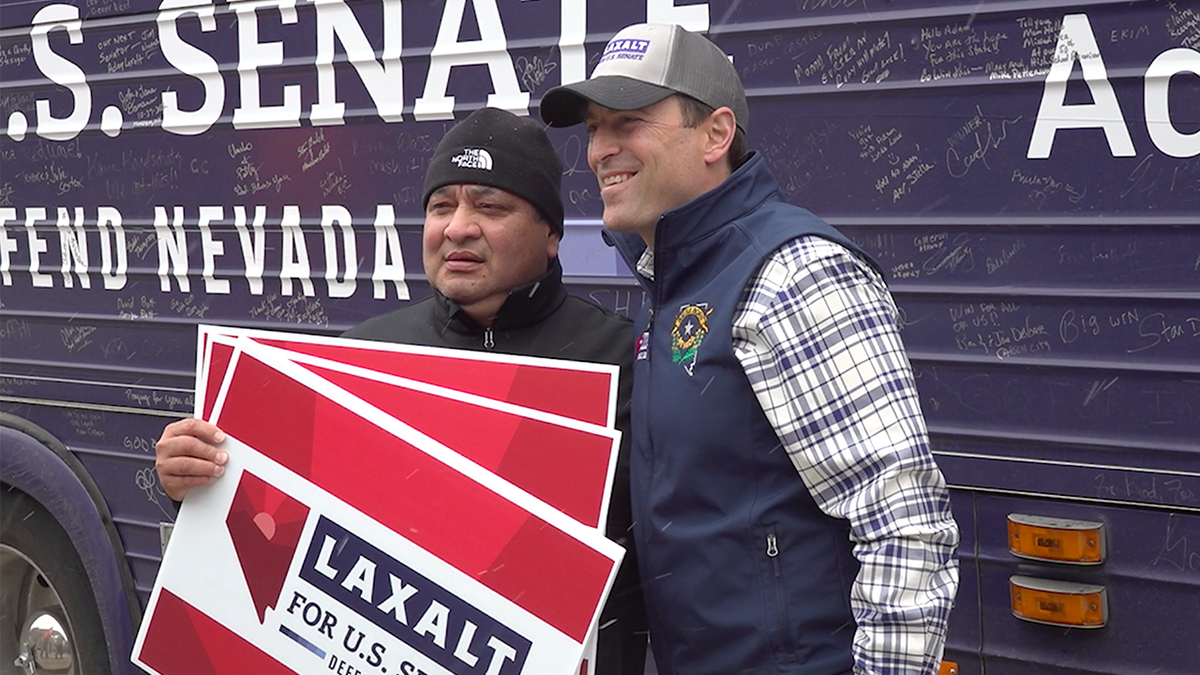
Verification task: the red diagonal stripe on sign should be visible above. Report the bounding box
[255,337,613,426]
[215,351,611,642]
[202,340,235,421]
[140,589,298,675]
[303,362,612,529]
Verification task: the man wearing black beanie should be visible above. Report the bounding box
[154,107,647,675]
[346,108,647,675]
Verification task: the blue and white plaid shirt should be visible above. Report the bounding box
[639,235,959,675]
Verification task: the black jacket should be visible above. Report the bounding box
[342,257,646,675]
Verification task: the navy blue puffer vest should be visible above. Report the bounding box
[608,154,879,675]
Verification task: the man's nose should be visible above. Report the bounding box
[588,126,619,169]
[443,205,481,241]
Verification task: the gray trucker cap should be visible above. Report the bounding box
[540,23,749,133]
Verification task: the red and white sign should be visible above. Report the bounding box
[135,331,624,675]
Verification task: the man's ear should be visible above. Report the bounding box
[545,227,562,260]
[703,107,737,167]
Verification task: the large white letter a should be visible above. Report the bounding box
[413,0,530,120]
[1027,13,1135,159]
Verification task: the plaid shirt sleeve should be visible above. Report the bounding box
[732,236,960,675]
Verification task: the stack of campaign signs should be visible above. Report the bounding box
[133,326,626,675]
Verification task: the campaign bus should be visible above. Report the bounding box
[1,0,1197,673]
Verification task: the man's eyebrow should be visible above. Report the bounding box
[466,185,496,197]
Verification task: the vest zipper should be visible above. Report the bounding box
[483,327,495,350]
[765,531,794,657]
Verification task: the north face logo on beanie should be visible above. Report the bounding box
[450,148,493,171]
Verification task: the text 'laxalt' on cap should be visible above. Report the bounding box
[539,23,748,133]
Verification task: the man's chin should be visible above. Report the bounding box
[600,211,634,232]
[601,213,651,238]
[433,276,474,298]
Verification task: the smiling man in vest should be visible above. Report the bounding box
[541,23,959,675]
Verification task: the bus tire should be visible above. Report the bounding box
[0,486,112,675]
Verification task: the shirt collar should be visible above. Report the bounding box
[636,247,655,280]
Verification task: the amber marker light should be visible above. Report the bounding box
[1010,576,1107,628]
[1008,514,1105,564]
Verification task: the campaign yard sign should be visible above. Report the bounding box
[194,326,621,674]
[135,339,624,675]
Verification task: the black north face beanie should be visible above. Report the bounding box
[422,108,565,236]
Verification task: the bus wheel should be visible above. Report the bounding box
[0,487,111,675]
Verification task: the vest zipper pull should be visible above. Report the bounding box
[766,533,779,558]
[483,327,495,350]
